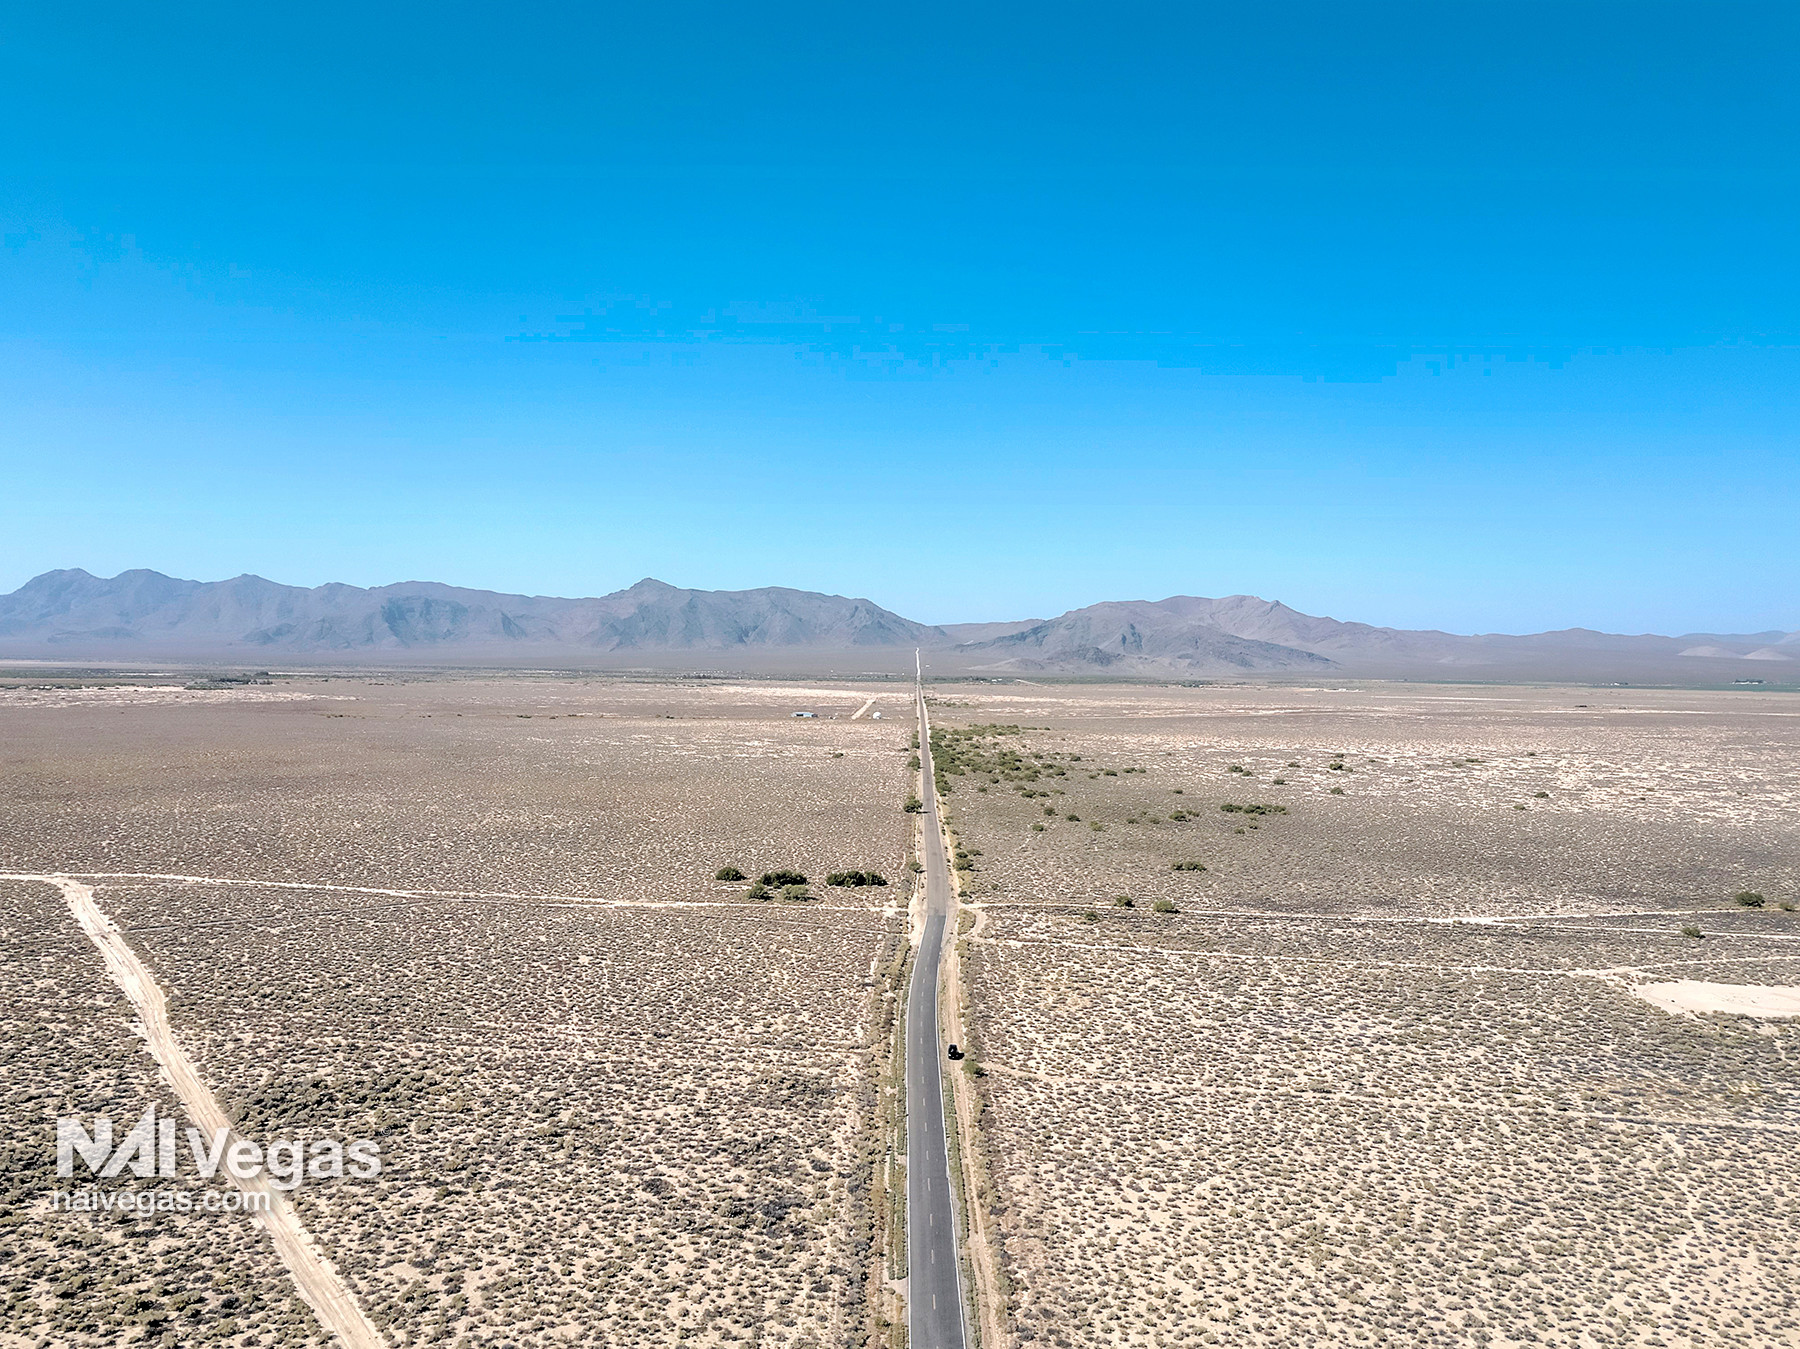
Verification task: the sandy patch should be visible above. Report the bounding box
[1635,979,1800,1018]
[0,685,354,708]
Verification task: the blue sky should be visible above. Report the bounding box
[3,2,1795,632]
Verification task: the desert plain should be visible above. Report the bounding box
[1,671,1796,1349]
[928,681,1800,1349]
[1,673,917,1348]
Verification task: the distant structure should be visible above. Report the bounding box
[793,711,817,718]
[871,711,882,719]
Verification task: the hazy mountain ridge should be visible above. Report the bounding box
[0,569,944,655]
[0,569,1793,678]
[955,599,1338,673]
[948,594,1797,677]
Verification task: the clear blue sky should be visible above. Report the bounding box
[3,2,1795,633]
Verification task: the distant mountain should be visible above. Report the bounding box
[952,594,1797,678]
[0,569,943,656]
[956,599,1337,673]
[0,570,1793,680]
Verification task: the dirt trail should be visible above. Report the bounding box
[943,911,1009,1348]
[13,873,386,1349]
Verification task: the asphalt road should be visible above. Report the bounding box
[907,672,970,1349]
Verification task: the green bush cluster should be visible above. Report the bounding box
[1172,860,1208,871]
[747,879,812,902]
[1220,802,1288,816]
[825,870,888,887]
[929,723,1079,799]
[715,865,746,882]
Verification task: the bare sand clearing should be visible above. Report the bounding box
[1636,979,1800,1017]
[0,684,355,708]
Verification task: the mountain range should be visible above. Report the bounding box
[1,568,1794,682]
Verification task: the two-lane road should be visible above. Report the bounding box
[907,663,969,1349]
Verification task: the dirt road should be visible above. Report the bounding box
[12,872,386,1349]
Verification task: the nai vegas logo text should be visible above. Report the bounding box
[51,1103,380,1215]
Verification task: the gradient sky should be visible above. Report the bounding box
[3,2,1796,633]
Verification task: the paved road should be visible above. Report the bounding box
[906,668,969,1349]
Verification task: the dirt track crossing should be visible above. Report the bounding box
[8,872,387,1349]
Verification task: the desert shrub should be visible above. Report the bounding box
[1329,786,1345,795]
[903,795,923,813]
[1169,810,1190,820]
[1533,791,1550,798]
[826,871,887,887]
[1219,803,1287,815]
[1031,822,1045,831]
[1112,895,1133,908]
[778,884,812,902]
[1681,925,1704,939]
[1172,861,1207,872]
[1271,777,1286,785]
[1153,899,1178,914]
[746,882,770,900]
[908,754,921,769]
[760,869,808,887]
[1080,910,1099,924]
[1735,891,1765,908]
[1065,812,1080,821]
[715,865,746,882]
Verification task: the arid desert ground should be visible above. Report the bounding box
[2,671,1796,1349]
[1,673,917,1348]
[928,681,1799,1349]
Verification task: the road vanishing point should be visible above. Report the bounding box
[907,655,971,1349]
